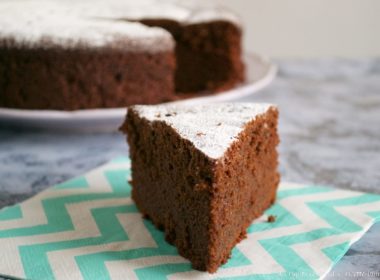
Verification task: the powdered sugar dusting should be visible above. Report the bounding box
[47,0,241,26]
[132,103,274,159]
[0,0,240,50]
[0,1,173,51]
[186,7,241,26]
[79,0,191,22]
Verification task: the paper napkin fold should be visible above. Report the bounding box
[0,157,379,280]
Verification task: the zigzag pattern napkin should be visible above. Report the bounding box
[0,157,379,280]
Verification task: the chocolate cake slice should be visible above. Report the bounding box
[121,103,280,272]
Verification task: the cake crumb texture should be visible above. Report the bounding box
[122,103,280,272]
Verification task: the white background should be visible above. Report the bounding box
[191,0,380,58]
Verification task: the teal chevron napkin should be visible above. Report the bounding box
[1,157,380,280]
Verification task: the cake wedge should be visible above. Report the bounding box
[121,103,280,272]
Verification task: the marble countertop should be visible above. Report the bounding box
[1,59,379,278]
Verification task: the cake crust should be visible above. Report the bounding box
[0,45,175,110]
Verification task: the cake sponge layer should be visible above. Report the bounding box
[122,102,280,272]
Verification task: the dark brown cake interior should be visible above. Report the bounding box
[123,106,279,272]
[208,108,279,271]
[135,19,245,94]
[125,108,214,269]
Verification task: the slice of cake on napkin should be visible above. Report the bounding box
[121,103,280,272]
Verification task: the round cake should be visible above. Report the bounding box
[0,0,245,110]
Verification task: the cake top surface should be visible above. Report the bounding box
[131,103,275,160]
[0,1,173,51]
[72,0,241,25]
[0,0,240,50]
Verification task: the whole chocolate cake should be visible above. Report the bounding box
[0,0,244,110]
[121,103,280,272]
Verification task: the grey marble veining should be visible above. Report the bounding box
[242,59,380,193]
[0,131,128,208]
[0,59,379,279]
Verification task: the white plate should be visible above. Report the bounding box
[0,52,277,132]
